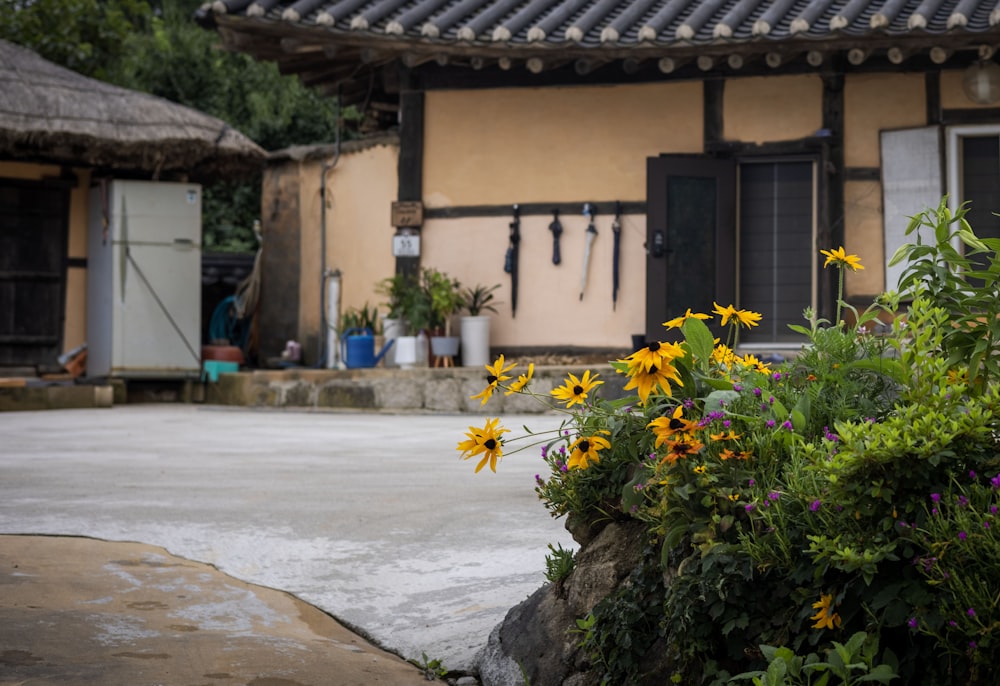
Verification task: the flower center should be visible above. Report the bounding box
[573,385,584,395]
[484,439,497,450]
[486,375,498,384]
[579,440,591,452]
[669,417,684,430]
[647,342,661,352]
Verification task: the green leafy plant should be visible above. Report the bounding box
[411,651,448,680]
[422,268,463,335]
[462,283,502,316]
[543,542,576,583]
[339,302,379,335]
[457,202,1000,685]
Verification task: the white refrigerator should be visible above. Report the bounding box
[86,180,202,378]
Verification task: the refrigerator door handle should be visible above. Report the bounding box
[172,238,195,250]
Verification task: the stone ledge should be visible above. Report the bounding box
[204,365,628,413]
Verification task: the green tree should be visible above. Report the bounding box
[3,0,351,251]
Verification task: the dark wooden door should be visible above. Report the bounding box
[645,155,736,341]
[0,179,69,371]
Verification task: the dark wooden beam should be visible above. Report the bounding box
[396,85,424,279]
[926,70,942,125]
[844,167,880,181]
[821,70,845,322]
[424,201,646,219]
[704,78,724,147]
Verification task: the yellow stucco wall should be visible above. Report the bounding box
[844,73,925,168]
[422,212,647,348]
[297,142,400,342]
[843,180,884,296]
[423,82,703,208]
[723,75,823,144]
[0,162,90,351]
[941,68,998,109]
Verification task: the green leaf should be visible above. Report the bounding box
[682,317,715,370]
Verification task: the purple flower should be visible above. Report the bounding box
[958,495,969,508]
[745,503,756,512]
[630,504,638,513]
[748,478,756,487]
[949,620,958,627]
[753,388,762,398]
[781,420,793,431]
[932,508,939,515]
[823,426,839,442]
[968,607,976,617]
[959,531,968,541]
[991,505,998,515]
[766,419,776,428]
[768,491,781,501]
[908,617,918,629]
[992,474,1000,490]
[732,384,742,392]
[984,521,990,529]
[810,500,822,512]
[969,641,977,651]
[634,483,645,491]
[723,420,731,428]
[768,396,776,405]
[931,493,941,503]
[683,398,695,409]
[773,372,782,381]
[559,463,568,473]
[970,470,978,480]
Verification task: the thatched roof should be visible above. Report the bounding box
[0,39,266,181]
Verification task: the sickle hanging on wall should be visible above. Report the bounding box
[503,204,521,317]
[549,209,563,265]
[612,201,622,311]
[579,202,598,301]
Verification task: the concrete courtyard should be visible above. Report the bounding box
[0,405,574,671]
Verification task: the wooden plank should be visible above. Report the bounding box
[424,201,646,219]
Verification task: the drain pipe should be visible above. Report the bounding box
[318,98,343,368]
[326,268,343,369]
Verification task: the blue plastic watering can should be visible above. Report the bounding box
[341,328,395,369]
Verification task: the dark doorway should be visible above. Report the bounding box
[0,178,70,371]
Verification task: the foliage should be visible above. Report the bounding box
[411,651,448,680]
[730,632,898,686]
[462,283,502,316]
[376,274,415,321]
[3,0,353,252]
[422,268,463,334]
[457,210,1000,685]
[543,542,576,584]
[340,303,379,335]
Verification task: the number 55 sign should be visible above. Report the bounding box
[393,233,420,257]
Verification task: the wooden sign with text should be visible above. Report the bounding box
[391,201,423,227]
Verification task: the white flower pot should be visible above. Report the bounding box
[381,317,405,368]
[394,335,418,369]
[460,316,491,367]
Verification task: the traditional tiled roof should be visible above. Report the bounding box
[199,0,1000,51]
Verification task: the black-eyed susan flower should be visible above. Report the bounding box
[622,361,683,405]
[713,302,739,326]
[663,309,711,330]
[710,431,741,441]
[810,593,843,630]
[456,417,509,473]
[693,465,707,475]
[734,308,762,329]
[505,363,535,395]
[820,246,864,272]
[659,437,705,465]
[648,406,700,447]
[711,344,737,367]
[566,431,611,470]
[739,353,769,373]
[471,355,516,405]
[622,340,685,373]
[551,370,603,408]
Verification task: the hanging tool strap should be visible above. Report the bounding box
[549,209,563,265]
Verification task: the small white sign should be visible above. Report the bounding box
[393,234,420,257]
[186,190,198,204]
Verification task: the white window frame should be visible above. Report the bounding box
[946,124,1000,219]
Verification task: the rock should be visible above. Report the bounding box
[477,520,648,686]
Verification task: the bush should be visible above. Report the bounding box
[458,201,1000,685]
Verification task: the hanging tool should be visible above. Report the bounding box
[548,209,563,265]
[611,201,622,310]
[579,202,598,301]
[504,204,521,317]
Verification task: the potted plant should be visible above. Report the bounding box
[377,274,416,367]
[460,283,501,367]
[422,268,463,365]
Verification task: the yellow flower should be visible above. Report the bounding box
[734,309,762,329]
[659,437,705,465]
[551,370,603,408]
[622,341,686,373]
[505,363,535,395]
[663,309,711,330]
[648,406,699,447]
[947,368,968,386]
[739,353,770,373]
[456,417,509,473]
[810,594,843,630]
[713,302,739,326]
[710,431,741,441]
[693,465,707,474]
[820,247,865,272]
[621,360,683,405]
[728,493,740,501]
[566,431,612,470]
[471,355,516,405]
[711,344,737,367]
